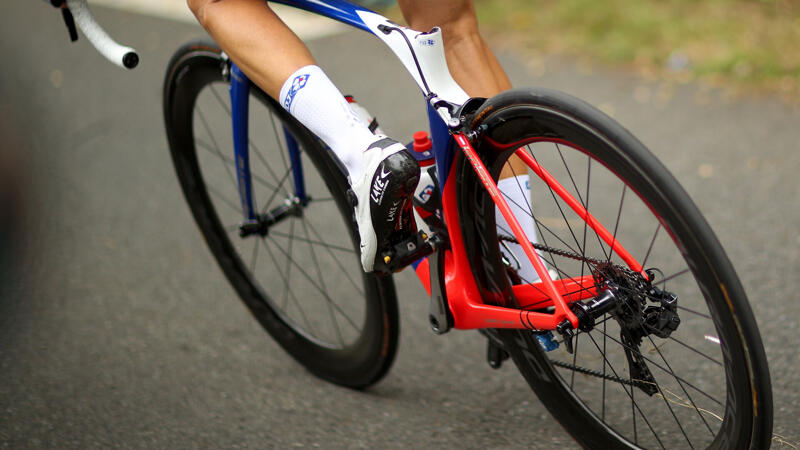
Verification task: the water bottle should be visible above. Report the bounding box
[409,131,444,237]
[344,95,384,135]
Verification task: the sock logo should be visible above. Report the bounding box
[283,74,310,110]
[417,184,435,203]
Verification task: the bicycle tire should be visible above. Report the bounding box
[457,88,772,448]
[163,42,399,388]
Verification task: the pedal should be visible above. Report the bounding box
[377,231,435,274]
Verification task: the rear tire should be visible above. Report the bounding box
[163,42,399,388]
[457,88,772,448]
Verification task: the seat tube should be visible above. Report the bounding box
[230,63,257,221]
[426,103,454,186]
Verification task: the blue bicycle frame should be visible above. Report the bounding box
[228,0,456,225]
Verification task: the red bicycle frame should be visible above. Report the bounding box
[413,132,644,332]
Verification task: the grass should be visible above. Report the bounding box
[473,0,800,101]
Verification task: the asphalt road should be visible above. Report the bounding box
[2,2,799,448]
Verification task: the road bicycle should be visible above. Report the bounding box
[58,0,774,447]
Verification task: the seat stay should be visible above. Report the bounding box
[514,146,644,275]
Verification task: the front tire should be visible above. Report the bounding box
[163,42,399,388]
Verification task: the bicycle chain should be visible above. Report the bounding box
[550,359,652,390]
[498,235,643,282]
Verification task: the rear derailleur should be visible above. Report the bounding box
[553,267,681,396]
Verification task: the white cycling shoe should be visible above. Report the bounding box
[349,137,420,273]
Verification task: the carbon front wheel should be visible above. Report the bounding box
[457,88,772,448]
[163,42,399,388]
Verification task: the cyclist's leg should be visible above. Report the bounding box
[399,0,539,280]
[187,0,313,99]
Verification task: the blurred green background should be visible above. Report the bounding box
[383,0,800,101]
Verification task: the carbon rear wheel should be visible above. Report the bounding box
[457,88,772,448]
[163,42,399,388]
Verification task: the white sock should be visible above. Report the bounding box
[278,65,379,181]
[496,175,541,283]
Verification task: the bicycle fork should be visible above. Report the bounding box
[229,63,309,237]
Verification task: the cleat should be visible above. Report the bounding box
[351,137,420,273]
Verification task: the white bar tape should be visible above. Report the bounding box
[66,0,139,69]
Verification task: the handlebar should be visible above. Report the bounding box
[53,0,139,69]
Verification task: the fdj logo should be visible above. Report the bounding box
[417,184,435,203]
[283,73,310,110]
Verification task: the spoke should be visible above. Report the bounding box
[269,230,355,253]
[250,124,288,193]
[526,147,585,256]
[260,235,317,334]
[662,333,723,367]
[250,236,260,274]
[660,268,691,284]
[209,83,231,115]
[196,140,281,193]
[301,217,344,347]
[205,183,243,214]
[305,219,365,298]
[555,143,589,209]
[518,146,575,281]
[260,167,293,215]
[265,231,360,331]
[582,155,597,272]
[268,111,292,177]
[280,215,297,311]
[585,332,666,449]
[592,328,723,407]
[580,153,612,262]
[209,82,289,193]
[603,315,607,421]
[635,337,698,448]
[641,223,662,269]
[677,305,712,320]
[556,143,593,279]
[196,108,238,193]
[606,185,627,265]
[644,332,715,438]
[632,378,638,446]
